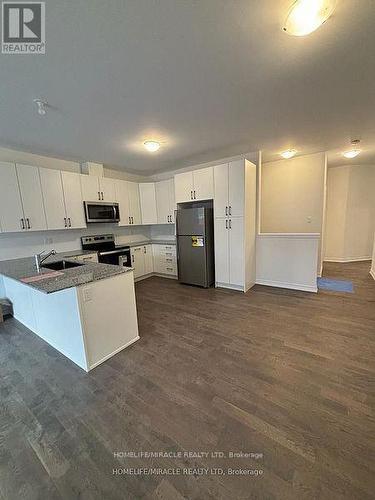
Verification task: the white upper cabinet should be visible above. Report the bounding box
[115,180,140,225]
[174,171,193,203]
[81,175,117,202]
[81,175,100,201]
[16,164,47,231]
[213,163,229,218]
[214,160,244,218]
[174,167,214,203]
[228,159,245,217]
[39,168,67,230]
[116,180,130,226]
[61,171,86,229]
[139,183,157,224]
[128,182,141,225]
[100,177,116,201]
[0,161,25,232]
[156,178,175,224]
[193,167,214,201]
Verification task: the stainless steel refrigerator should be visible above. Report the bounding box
[176,204,215,288]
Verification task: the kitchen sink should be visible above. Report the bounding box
[42,260,84,271]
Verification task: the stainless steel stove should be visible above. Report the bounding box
[81,234,131,268]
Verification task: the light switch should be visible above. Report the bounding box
[307,216,312,223]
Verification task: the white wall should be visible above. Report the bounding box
[324,165,375,262]
[0,146,81,172]
[256,234,320,293]
[370,233,375,280]
[261,152,326,233]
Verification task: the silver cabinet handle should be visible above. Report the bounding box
[26,218,31,229]
[131,254,134,263]
[229,206,231,216]
[190,190,193,200]
[68,217,72,227]
[144,246,146,254]
[225,206,228,216]
[229,219,232,229]
[128,217,131,224]
[101,192,104,200]
[98,191,101,200]
[194,190,196,199]
[64,217,67,228]
[20,218,25,230]
[225,219,228,230]
[131,216,134,224]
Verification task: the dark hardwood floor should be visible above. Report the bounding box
[1,261,375,499]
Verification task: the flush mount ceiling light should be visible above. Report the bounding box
[283,0,337,36]
[342,139,361,159]
[33,98,48,116]
[280,149,297,159]
[144,140,161,152]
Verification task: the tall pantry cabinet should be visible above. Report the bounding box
[213,159,256,292]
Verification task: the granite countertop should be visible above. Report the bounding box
[0,254,131,294]
[125,239,176,248]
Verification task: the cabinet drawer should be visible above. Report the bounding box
[153,254,176,268]
[154,261,177,275]
[152,244,176,258]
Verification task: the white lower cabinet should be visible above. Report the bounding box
[214,217,244,289]
[131,244,153,279]
[153,244,177,276]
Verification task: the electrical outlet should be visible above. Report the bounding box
[83,288,93,302]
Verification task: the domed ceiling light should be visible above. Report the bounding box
[144,141,161,152]
[280,149,297,159]
[283,0,337,36]
[342,140,361,159]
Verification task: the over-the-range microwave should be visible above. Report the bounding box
[84,201,120,223]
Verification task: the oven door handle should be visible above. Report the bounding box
[99,249,128,256]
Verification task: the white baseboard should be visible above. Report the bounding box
[255,279,317,293]
[324,256,372,263]
[134,272,177,283]
[370,269,375,281]
[215,282,244,292]
[88,336,140,371]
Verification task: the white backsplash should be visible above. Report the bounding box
[0,224,151,261]
[150,224,176,241]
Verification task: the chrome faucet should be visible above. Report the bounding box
[35,249,56,272]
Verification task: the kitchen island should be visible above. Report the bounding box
[0,255,139,371]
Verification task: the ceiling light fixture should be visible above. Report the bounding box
[144,140,161,152]
[280,149,297,159]
[342,139,361,159]
[33,98,48,116]
[283,0,337,36]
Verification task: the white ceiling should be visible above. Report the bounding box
[1,0,374,173]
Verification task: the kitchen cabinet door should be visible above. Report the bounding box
[39,168,67,230]
[115,180,130,226]
[61,171,86,229]
[214,218,230,284]
[81,175,100,201]
[229,217,244,287]
[131,246,145,279]
[168,178,176,223]
[0,161,25,232]
[99,178,116,201]
[139,183,157,224]
[174,171,193,203]
[16,164,47,231]
[144,245,153,274]
[213,163,229,218]
[229,160,245,217]
[156,180,170,224]
[128,182,141,225]
[193,167,214,201]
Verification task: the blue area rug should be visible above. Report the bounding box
[317,277,354,293]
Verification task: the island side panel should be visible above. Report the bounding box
[3,275,88,371]
[77,271,139,370]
